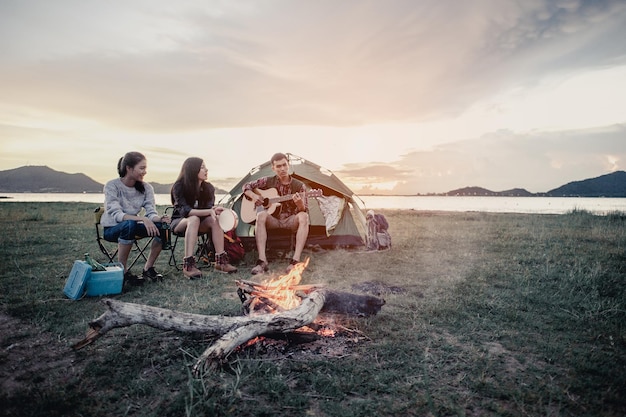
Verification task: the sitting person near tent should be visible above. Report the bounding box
[101,151,170,285]
[170,157,238,278]
[242,152,309,275]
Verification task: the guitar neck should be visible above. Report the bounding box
[268,193,302,204]
[258,189,322,206]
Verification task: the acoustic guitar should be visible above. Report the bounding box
[240,188,323,224]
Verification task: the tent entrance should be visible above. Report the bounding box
[219,153,367,251]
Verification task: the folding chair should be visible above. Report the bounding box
[94,206,154,271]
[168,231,213,270]
[163,207,212,270]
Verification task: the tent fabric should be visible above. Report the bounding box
[218,153,367,250]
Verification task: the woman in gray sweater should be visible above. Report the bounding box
[101,151,169,285]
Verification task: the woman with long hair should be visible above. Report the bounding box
[170,157,237,278]
[101,151,170,285]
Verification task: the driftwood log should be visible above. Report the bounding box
[73,289,384,373]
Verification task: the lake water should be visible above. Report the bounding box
[1,193,625,215]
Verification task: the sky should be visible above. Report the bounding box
[1,0,626,195]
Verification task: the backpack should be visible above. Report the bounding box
[201,229,246,264]
[366,210,391,251]
[223,229,245,264]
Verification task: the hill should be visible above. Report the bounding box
[151,183,175,194]
[0,166,103,193]
[442,171,625,197]
[0,166,226,194]
[547,170,626,197]
[445,186,535,197]
[1,166,624,197]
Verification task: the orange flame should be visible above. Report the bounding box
[260,258,310,310]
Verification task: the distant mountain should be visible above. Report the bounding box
[445,186,535,197]
[0,165,624,197]
[0,166,103,193]
[151,183,174,194]
[547,170,626,197]
[442,171,626,197]
[0,166,227,194]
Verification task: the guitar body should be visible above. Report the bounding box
[240,188,323,224]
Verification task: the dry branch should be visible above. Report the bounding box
[72,289,384,372]
[192,290,327,373]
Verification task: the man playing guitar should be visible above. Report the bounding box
[242,153,310,275]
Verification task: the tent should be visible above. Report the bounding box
[219,153,368,251]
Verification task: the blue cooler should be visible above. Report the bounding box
[85,263,124,296]
[63,260,92,300]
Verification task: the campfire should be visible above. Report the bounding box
[236,258,321,315]
[73,258,385,372]
[236,258,341,346]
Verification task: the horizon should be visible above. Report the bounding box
[1,1,626,194]
[3,164,624,196]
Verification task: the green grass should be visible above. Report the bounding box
[0,203,625,416]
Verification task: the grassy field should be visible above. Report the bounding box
[0,202,625,417]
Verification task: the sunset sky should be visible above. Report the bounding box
[1,0,625,194]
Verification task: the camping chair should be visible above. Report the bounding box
[168,230,212,270]
[94,206,154,271]
[163,207,211,270]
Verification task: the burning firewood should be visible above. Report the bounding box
[72,259,385,373]
[235,258,384,317]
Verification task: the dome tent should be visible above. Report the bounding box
[219,153,367,251]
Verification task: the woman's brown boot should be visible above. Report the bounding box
[183,256,202,279]
[215,252,237,274]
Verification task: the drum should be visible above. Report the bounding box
[218,208,239,232]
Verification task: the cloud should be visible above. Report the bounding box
[365,124,626,194]
[1,0,626,197]
[337,163,413,185]
[2,0,626,131]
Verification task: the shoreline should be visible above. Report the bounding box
[1,200,623,217]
